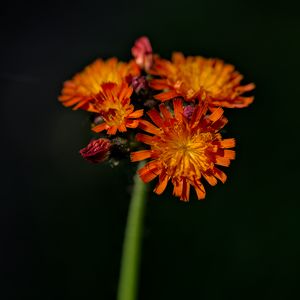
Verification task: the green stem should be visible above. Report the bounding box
[117,161,148,300]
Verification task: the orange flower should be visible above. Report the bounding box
[91,82,143,135]
[149,52,255,108]
[59,58,140,111]
[131,99,235,201]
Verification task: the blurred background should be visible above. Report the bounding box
[1,0,300,299]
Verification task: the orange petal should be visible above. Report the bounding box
[213,96,254,108]
[159,104,173,120]
[92,123,109,133]
[130,150,152,162]
[212,167,227,183]
[107,126,118,135]
[139,119,161,135]
[193,181,206,200]
[101,82,117,91]
[154,90,179,102]
[73,99,92,110]
[135,133,155,145]
[172,179,183,199]
[63,81,76,88]
[147,109,164,127]
[220,138,235,148]
[210,116,228,131]
[154,172,169,195]
[126,119,139,128]
[224,149,236,160]
[128,109,144,118]
[61,96,87,107]
[203,173,218,186]
[181,180,190,201]
[215,157,231,167]
[119,84,133,100]
[235,96,254,107]
[138,162,161,183]
[58,94,72,101]
[173,98,183,121]
[149,79,170,90]
[117,123,127,132]
[190,102,208,127]
[172,52,185,63]
[208,107,224,123]
[236,83,255,93]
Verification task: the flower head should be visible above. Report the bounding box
[131,99,235,201]
[150,52,255,108]
[59,58,140,111]
[80,138,111,163]
[131,36,153,71]
[91,81,143,135]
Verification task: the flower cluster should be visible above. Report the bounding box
[59,37,254,201]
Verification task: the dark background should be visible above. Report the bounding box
[1,0,300,299]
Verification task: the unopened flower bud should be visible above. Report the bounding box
[79,138,111,163]
[132,76,148,93]
[183,105,195,119]
[131,36,153,71]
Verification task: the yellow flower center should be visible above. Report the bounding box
[171,58,226,98]
[155,124,213,179]
[102,104,127,127]
[175,63,203,95]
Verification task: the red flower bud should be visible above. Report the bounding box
[183,105,195,119]
[79,138,111,163]
[131,36,153,71]
[132,76,148,93]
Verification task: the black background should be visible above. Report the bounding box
[1,0,300,299]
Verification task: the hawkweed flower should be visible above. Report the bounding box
[59,58,140,111]
[131,99,235,201]
[131,36,153,72]
[79,138,111,163]
[59,36,254,300]
[91,82,143,135]
[150,52,255,108]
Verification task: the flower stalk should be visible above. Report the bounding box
[117,161,148,300]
